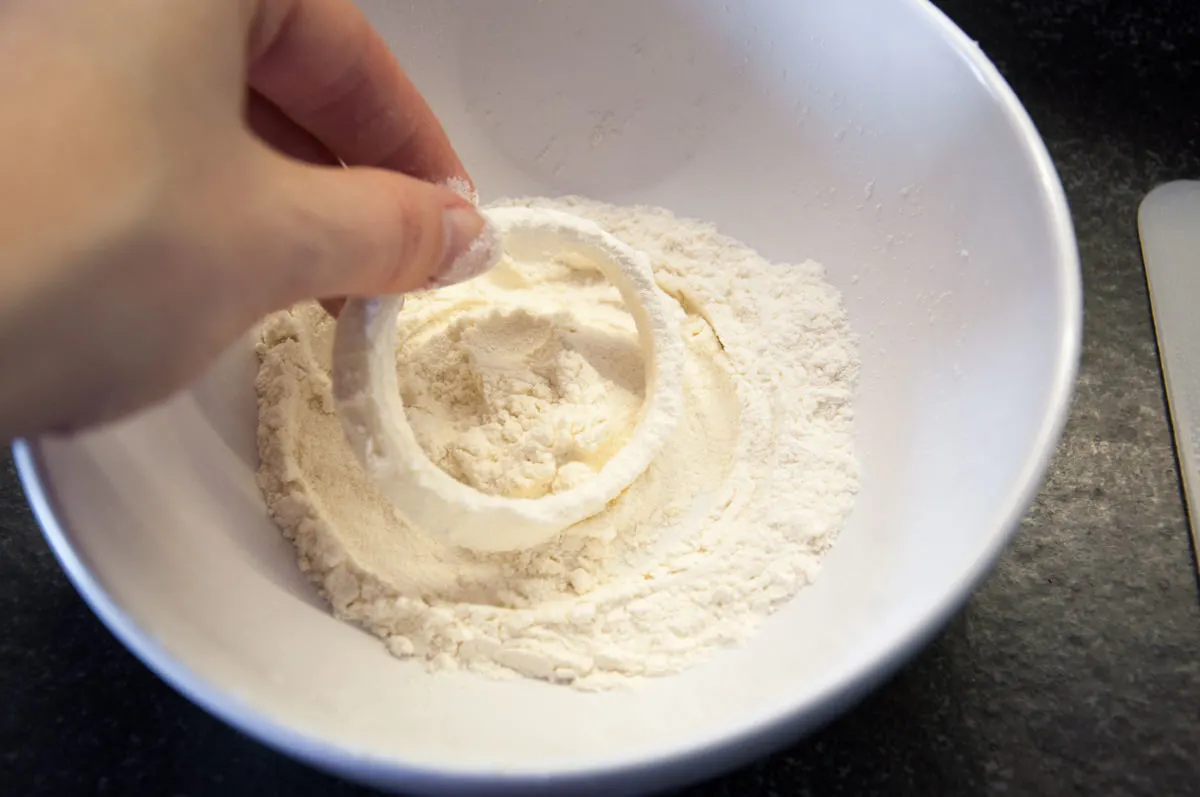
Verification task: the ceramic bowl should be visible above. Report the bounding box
[15,1,1080,793]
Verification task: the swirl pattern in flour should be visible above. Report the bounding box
[255,196,860,690]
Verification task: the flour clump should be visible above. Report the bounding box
[406,305,639,498]
[255,196,860,690]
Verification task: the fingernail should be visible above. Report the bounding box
[438,176,479,206]
[432,206,501,289]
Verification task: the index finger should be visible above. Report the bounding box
[246,0,468,185]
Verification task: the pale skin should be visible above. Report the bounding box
[0,0,488,439]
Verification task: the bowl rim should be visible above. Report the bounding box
[11,2,1083,793]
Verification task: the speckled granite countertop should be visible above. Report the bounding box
[2,2,1199,795]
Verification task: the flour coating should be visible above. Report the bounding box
[255,197,860,690]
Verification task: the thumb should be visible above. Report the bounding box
[256,153,500,311]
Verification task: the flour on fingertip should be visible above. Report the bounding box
[439,176,479,207]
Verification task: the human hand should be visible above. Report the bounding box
[0,0,493,439]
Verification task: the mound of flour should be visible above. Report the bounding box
[255,196,860,690]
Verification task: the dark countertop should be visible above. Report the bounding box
[3,2,1199,795]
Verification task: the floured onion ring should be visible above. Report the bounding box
[331,207,684,552]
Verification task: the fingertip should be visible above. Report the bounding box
[438,175,479,206]
[256,157,495,308]
[426,205,501,290]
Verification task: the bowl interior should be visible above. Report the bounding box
[23,0,1077,791]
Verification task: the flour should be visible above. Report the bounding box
[402,304,638,498]
[330,207,687,552]
[255,196,860,690]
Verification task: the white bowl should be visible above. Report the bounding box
[14,1,1080,794]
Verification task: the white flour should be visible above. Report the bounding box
[255,196,860,690]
